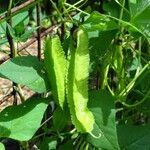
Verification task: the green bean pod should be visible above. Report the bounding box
[44,36,66,109]
[67,28,95,133]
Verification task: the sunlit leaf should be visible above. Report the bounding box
[0,98,49,141]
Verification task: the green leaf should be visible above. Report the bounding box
[82,12,118,59]
[128,57,142,71]
[86,90,120,150]
[0,143,5,150]
[0,98,49,141]
[89,30,117,60]
[101,1,150,41]
[0,11,28,42]
[129,0,150,18]
[129,0,150,40]
[0,38,7,46]
[12,11,29,27]
[6,23,36,42]
[53,107,68,131]
[135,70,150,93]
[103,1,130,21]
[14,22,25,39]
[40,137,57,150]
[58,141,74,150]
[83,12,118,32]
[103,1,120,18]
[0,56,48,93]
[20,27,37,42]
[117,125,150,150]
[0,22,6,35]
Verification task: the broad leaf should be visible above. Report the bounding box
[124,0,150,42]
[58,141,74,150]
[103,1,121,19]
[53,107,68,131]
[135,69,150,93]
[129,0,150,18]
[102,0,150,41]
[129,0,150,40]
[40,137,57,150]
[82,12,118,59]
[117,125,150,150]
[0,56,49,93]
[0,11,28,35]
[6,23,36,42]
[83,12,118,31]
[103,1,130,21]
[0,38,7,46]
[0,143,5,150]
[0,98,49,141]
[12,11,29,27]
[20,27,37,42]
[86,90,120,150]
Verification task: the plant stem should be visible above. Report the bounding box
[39,116,53,128]
[36,2,41,60]
[104,14,147,40]
[14,85,25,102]
[75,137,84,150]
[49,0,64,22]
[21,141,29,150]
[85,143,89,150]
[121,89,150,108]
[119,61,150,97]
[65,0,87,12]
[99,64,110,89]
[6,0,18,105]
[79,141,86,150]
[65,3,90,16]
[119,0,126,92]
[119,0,125,27]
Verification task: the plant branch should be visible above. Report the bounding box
[119,61,150,97]
[65,3,90,16]
[36,2,41,60]
[121,89,150,108]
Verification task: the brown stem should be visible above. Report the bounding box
[6,0,17,105]
[0,0,38,22]
[36,3,41,60]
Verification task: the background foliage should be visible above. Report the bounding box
[0,0,150,149]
